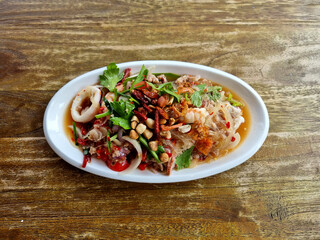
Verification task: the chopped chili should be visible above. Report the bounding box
[155,109,160,140]
[133,110,147,122]
[156,107,169,119]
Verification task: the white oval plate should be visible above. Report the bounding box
[44,60,269,183]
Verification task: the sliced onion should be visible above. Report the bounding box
[227,133,241,150]
[119,136,142,174]
[112,125,120,133]
[117,128,124,142]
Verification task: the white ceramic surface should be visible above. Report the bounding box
[43,60,269,183]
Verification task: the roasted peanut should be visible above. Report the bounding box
[131,121,138,129]
[136,123,147,134]
[160,130,171,139]
[146,118,155,129]
[129,130,139,139]
[149,141,158,151]
[131,115,139,122]
[143,129,153,140]
[160,153,169,162]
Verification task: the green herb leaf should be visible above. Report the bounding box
[163,88,181,102]
[227,93,243,107]
[72,122,78,146]
[176,146,195,170]
[157,145,165,154]
[147,82,181,102]
[153,73,181,81]
[95,110,111,119]
[197,84,206,91]
[130,65,148,90]
[110,134,118,141]
[99,63,124,92]
[109,99,135,120]
[106,131,111,152]
[110,117,131,130]
[190,91,202,107]
[138,136,160,163]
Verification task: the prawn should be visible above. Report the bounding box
[180,108,209,125]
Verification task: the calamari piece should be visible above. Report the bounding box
[71,86,101,123]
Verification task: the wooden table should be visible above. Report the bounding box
[1,1,319,239]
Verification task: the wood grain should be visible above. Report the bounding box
[0,0,319,239]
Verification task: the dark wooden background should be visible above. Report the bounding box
[1,0,319,239]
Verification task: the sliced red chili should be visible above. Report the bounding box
[117,68,131,85]
[156,107,169,119]
[81,126,87,135]
[143,103,152,112]
[141,89,159,99]
[82,155,91,168]
[77,138,87,146]
[155,109,160,140]
[226,122,230,129]
[231,136,235,142]
[138,162,147,170]
[133,110,147,122]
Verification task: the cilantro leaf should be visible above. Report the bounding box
[109,99,135,120]
[147,82,181,102]
[191,85,222,107]
[110,117,131,130]
[190,91,202,107]
[130,65,148,90]
[99,63,124,92]
[197,84,206,91]
[104,98,135,129]
[176,146,195,170]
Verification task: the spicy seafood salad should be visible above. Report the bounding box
[68,63,247,175]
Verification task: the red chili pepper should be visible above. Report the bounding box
[231,136,235,142]
[81,126,87,135]
[171,139,176,145]
[164,147,172,158]
[141,89,159,99]
[133,110,147,122]
[138,162,147,170]
[132,90,149,105]
[155,109,160,140]
[117,68,131,85]
[82,155,91,168]
[96,146,110,161]
[77,138,87,146]
[226,122,230,129]
[113,146,121,151]
[142,148,147,162]
[143,103,152,112]
[156,107,169,119]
